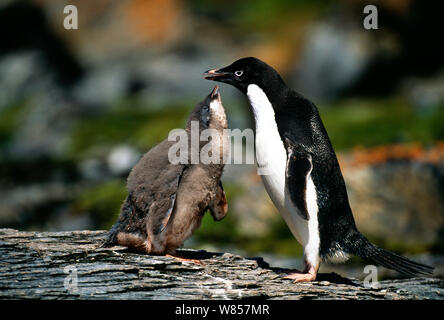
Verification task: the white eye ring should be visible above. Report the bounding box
[235,70,243,77]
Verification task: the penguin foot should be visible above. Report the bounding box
[165,254,204,265]
[283,272,317,283]
[283,263,319,283]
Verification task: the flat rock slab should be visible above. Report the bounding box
[0,229,442,300]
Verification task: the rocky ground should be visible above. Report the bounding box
[0,229,443,300]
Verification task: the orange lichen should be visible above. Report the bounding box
[340,141,444,170]
[125,0,184,44]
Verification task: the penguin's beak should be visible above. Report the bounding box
[203,69,230,81]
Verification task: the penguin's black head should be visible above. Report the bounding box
[203,57,284,94]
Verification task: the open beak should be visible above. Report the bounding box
[203,68,229,81]
[210,85,220,99]
[204,86,222,106]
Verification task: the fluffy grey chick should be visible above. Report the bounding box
[103,86,229,262]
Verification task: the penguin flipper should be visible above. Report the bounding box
[208,181,228,221]
[283,138,313,220]
[146,165,188,235]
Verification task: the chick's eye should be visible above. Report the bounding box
[235,70,243,77]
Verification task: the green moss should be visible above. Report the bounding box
[0,100,29,145]
[188,0,328,33]
[192,182,244,244]
[67,99,189,160]
[242,218,303,257]
[320,98,444,151]
[72,179,127,229]
[236,0,327,29]
[365,235,435,255]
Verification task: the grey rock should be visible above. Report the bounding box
[402,73,444,111]
[0,51,78,159]
[0,51,52,109]
[290,19,375,101]
[345,161,444,249]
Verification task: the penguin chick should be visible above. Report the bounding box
[103,86,229,262]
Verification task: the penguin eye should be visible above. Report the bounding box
[200,106,210,126]
[234,70,243,77]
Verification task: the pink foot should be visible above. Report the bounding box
[283,272,317,282]
[283,262,319,283]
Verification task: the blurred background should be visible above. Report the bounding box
[1,0,443,280]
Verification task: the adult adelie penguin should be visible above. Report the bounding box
[103,86,229,263]
[204,57,433,282]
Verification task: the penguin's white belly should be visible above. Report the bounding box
[247,84,320,266]
[255,126,308,246]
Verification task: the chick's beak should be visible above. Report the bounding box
[204,86,221,106]
[210,85,220,99]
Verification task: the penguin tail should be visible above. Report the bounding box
[101,222,120,248]
[344,231,434,277]
[100,197,132,248]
